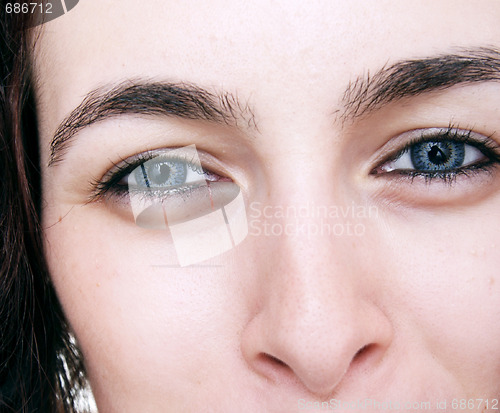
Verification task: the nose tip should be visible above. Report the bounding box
[241,293,393,397]
[285,342,380,396]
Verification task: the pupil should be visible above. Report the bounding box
[151,163,171,184]
[427,145,448,165]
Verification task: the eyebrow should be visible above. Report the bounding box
[340,47,500,123]
[50,48,500,165]
[48,81,257,166]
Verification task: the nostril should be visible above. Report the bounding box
[253,352,307,387]
[261,353,288,368]
[252,352,295,384]
[352,344,372,363]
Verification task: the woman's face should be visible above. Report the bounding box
[35,0,500,411]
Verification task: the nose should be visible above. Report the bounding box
[240,213,393,396]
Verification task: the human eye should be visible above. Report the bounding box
[92,145,241,226]
[371,127,500,184]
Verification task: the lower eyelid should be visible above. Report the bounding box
[377,164,499,196]
[109,180,241,227]
[369,165,500,208]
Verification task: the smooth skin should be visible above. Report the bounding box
[34,1,500,411]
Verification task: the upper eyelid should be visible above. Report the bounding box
[378,128,500,165]
[89,148,218,202]
[91,127,500,193]
[88,150,179,201]
[103,148,200,178]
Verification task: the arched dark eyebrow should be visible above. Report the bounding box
[48,81,257,166]
[50,48,500,166]
[340,47,500,123]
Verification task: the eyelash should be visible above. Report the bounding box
[89,149,221,202]
[371,127,500,184]
[91,126,500,203]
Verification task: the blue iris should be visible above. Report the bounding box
[410,140,465,172]
[134,158,188,188]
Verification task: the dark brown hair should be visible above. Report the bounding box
[0,4,88,412]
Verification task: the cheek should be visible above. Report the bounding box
[43,206,249,402]
[380,207,500,393]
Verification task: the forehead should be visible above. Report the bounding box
[34,0,500,130]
